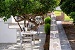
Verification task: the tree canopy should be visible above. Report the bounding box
[0,0,60,31]
[60,0,75,23]
[60,0,75,15]
[59,0,66,5]
[0,0,60,21]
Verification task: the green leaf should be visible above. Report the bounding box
[0,0,60,21]
[3,17,7,22]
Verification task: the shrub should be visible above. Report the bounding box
[70,12,75,23]
[44,16,51,24]
[44,24,50,35]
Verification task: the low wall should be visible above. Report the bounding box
[56,12,64,21]
[49,14,61,50]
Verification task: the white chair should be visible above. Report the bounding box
[22,34,33,50]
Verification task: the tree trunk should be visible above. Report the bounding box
[43,34,50,50]
[24,20,26,27]
[13,17,23,32]
[73,21,75,25]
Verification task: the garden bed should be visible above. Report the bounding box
[62,21,75,50]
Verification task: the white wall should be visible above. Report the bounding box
[0,18,3,21]
[8,24,23,29]
[5,16,24,24]
[0,21,17,43]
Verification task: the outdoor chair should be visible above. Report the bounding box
[22,34,33,50]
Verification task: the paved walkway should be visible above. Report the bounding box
[0,29,46,50]
[57,21,72,50]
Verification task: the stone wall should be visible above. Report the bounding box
[56,12,64,21]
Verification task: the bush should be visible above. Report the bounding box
[70,12,75,23]
[44,24,50,35]
[44,16,51,24]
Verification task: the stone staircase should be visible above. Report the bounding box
[39,25,45,33]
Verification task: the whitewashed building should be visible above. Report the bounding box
[0,16,24,43]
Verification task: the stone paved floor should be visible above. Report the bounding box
[0,32,46,50]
